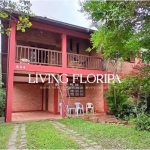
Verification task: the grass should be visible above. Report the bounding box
[26,121,79,149]
[0,123,13,149]
[59,118,150,149]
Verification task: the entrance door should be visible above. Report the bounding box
[45,87,49,110]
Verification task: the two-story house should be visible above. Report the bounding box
[1,15,136,122]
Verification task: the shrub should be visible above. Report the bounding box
[106,82,134,120]
[135,113,150,132]
[0,99,5,117]
[0,88,5,117]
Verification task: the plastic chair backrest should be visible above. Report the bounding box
[86,102,93,108]
[74,102,82,108]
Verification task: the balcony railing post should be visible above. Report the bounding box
[61,34,67,68]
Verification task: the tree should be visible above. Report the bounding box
[80,0,150,72]
[0,0,33,34]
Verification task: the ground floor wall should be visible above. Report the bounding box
[12,81,105,114]
[58,82,104,113]
[12,83,43,112]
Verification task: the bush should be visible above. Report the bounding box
[135,113,150,132]
[0,88,5,117]
[0,99,5,117]
[106,82,134,120]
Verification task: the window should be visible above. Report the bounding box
[67,83,85,97]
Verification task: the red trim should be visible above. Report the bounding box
[32,22,90,39]
[14,63,107,75]
[5,21,16,122]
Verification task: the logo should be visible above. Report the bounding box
[28,73,121,84]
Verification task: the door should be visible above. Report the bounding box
[45,87,49,110]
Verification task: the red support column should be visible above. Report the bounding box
[5,21,16,122]
[61,75,68,117]
[61,34,67,68]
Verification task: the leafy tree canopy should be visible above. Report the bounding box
[0,0,33,34]
[80,0,150,60]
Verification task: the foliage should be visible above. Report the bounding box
[0,57,5,117]
[123,65,150,104]
[60,118,150,149]
[135,113,150,132]
[26,121,79,149]
[106,82,134,120]
[80,0,150,72]
[0,88,5,117]
[0,0,33,34]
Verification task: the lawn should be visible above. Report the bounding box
[59,118,150,149]
[0,123,13,149]
[26,121,79,149]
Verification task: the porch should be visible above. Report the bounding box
[12,111,62,122]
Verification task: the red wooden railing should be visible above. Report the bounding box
[15,45,103,70]
[15,45,62,66]
[67,53,103,70]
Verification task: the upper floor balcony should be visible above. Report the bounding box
[15,45,103,70]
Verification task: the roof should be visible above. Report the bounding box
[31,15,94,34]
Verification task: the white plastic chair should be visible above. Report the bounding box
[59,103,69,116]
[86,102,94,114]
[74,102,84,116]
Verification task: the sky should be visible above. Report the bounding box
[30,0,91,28]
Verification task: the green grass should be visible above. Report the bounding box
[59,118,150,149]
[26,121,79,149]
[0,123,13,149]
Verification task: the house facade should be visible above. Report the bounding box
[1,16,136,122]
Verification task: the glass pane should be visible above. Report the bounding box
[70,83,74,86]
[70,93,74,96]
[75,87,79,89]
[80,86,83,89]
[70,89,74,92]
[75,93,79,96]
[75,83,79,86]
[75,89,79,93]
[80,92,84,96]
[80,89,84,93]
